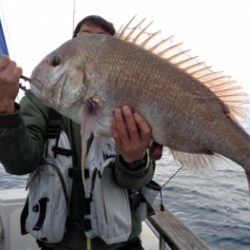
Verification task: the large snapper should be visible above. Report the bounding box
[30,18,250,190]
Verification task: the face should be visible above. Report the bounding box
[77,22,109,36]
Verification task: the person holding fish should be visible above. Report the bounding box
[0,15,161,250]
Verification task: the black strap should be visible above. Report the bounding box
[47,109,63,139]
[52,146,72,156]
[47,109,64,158]
[36,240,53,249]
[140,193,155,217]
[128,190,141,211]
[145,180,162,191]
[68,168,90,180]
[128,180,164,216]
[32,197,49,231]
[145,180,165,213]
[20,197,29,235]
[67,134,94,229]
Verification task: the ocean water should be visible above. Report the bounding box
[0,149,250,250]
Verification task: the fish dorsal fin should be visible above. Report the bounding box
[115,16,249,121]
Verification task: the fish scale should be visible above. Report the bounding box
[29,18,250,195]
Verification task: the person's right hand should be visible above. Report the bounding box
[0,56,22,114]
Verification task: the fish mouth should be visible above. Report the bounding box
[30,74,43,91]
[29,74,60,109]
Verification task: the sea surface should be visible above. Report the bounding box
[1,149,250,250]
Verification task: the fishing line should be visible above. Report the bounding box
[155,165,183,212]
[161,165,183,189]
[0,53,31,93]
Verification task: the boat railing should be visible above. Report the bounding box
[146,205,210,250]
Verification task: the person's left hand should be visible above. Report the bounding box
[111,105,152,163]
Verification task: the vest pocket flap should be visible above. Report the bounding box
[21,130,73,243]
[91,167,132,244]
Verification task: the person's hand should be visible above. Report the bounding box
[112,105,152,163]
[0,56,22,113]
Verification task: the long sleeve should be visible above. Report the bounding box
[114,154,155,190]
[0,94,48,175]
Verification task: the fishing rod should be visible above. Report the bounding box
[19,75,31,92]
[0,54,31,92]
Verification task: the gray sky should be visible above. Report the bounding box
[1,0,250,95]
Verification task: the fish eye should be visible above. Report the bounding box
[51,55,61,67]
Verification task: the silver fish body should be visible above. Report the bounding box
[30,33,250,187]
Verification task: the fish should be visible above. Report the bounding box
[30,17,250,192]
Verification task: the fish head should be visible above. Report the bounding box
[30,37,91,123]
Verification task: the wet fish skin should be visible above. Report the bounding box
[30,33,250,188]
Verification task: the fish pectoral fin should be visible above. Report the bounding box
[85,96,101,115]
[170,150,233,172]
[80,110,94,180]
[90,135,116,171]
